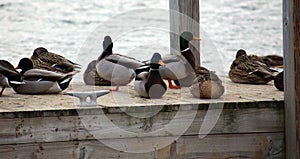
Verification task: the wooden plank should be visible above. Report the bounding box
[169,0,200,67]
[0,106,284,145]
[0,133,284,159]
[0,78,284,116]
[283,0,299,158]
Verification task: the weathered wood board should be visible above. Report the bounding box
[0,78,283,113]
[0,78,284,158]
[0,133,284,159]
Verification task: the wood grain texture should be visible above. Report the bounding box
[0,106,284,145]
[293,0,300,158]
[169,0,200,67]
[0,133,284,159]
[284,0,300,158]
[0,78,284,117]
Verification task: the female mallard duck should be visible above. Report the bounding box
[134,53,167,99]
[237,49,283,67]
[0,60,23,96]
[83,36,113,86]
[13,58,77,94]
[30,47,80,73]
[229,50,275,84]
[96,36,145,91]
[274,71,284,91]
[160,31,200,89]
[190,66,224,99]
[260,55,283,67]
[83,60,111,86]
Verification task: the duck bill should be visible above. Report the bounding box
[15,65,20,69]
[158,60,166,66]
[192,36,201,41]
[277,65,284,69]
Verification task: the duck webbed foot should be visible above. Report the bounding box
[168,80,180,89]
[0,86,5,97]
[109,84,120,91]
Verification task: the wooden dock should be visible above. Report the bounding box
[0,78,284,158]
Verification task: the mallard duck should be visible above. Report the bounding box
[190,66,224,99]
[134,53,167,98]
[229,50,275,84]
[30,47,80,73]
[274,71,284,91]
[0,60,23,96]
[260,55,283,67]
[160,31,200,89]
[83,60,111,86]
[13,58,78,94]
[96,36,145,91]
[237,49,283,67]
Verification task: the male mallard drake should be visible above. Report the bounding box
[229,50,275,84]
[30,47,80,73]
[96,36,145,91]
[190,66,224,99]
[274,71,284,91]
[160,31,200,89]
[0,60,23,96]
[83,60,111,86]
[13,58,77,94]
[134,53,167,99]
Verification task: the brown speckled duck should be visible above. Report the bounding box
[237,49,283,67]
[190,66,224,99]
[30,47,80,73]
[229,50,276,84]
[83,60,111,86]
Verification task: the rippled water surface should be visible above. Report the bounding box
[0,0,282,79]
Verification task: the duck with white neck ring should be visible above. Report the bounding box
[134,53,167,99]
[159,31,200,89]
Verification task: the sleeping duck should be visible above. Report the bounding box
[134,53,167,99]
[96,36,145,91]
[229,50,276,84]
[160,31,200,89]
[13,58,78,94]
[0,60,24,96]
[236,49,283,67]
[190,66,224,99]
[83,36,114,86]
[260,55,283,67]
[30,47,80,73]
[83,60,111,86]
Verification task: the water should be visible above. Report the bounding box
[0,0,282,80]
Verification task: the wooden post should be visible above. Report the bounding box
[283,0,300,158]
[169,0,200,67]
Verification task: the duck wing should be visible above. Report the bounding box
[0,60,21,81]
[162,54,187,64]
[33,51,80,72]
[23,69,77,81]
[105,54,144,69]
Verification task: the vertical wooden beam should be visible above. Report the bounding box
[284,0,300,158]
[169,0,200,67]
